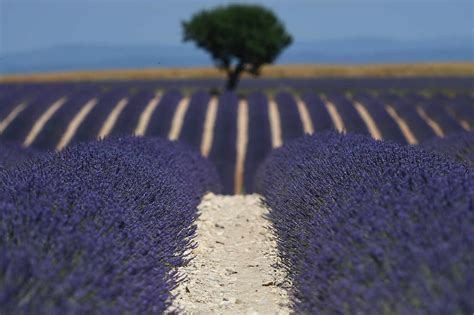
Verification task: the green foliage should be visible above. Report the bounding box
[182,4,292,89]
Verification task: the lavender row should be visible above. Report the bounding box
[0,136,221,313]
[244,92,273,192]
[109,88,157,136]
[71,87,129,143]
[421,131,474,167]
[145,89,183,137]
[0,85,44,122]
[381,93,437,142]
[446,95,474,129]
[0,85,471,194]
[179,91,210,149]
[1,86,71,143]
[352,92,407,144]
[32,86,101,149]
[256,132,473,314]
[300,92,334,132]
[274,92,305,141]
[326,93,370,134]
[407,93,465,134]
[0,140,41,171]
[208,91,238,194]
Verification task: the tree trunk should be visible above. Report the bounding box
[225,63,244,90]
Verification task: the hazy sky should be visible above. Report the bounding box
[1,0,473,53]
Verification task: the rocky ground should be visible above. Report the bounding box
[168,193,291,314]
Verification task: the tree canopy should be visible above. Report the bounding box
[182,4,293,90]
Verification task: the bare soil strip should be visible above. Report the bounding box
[268,99,283,148]
[415,106,445,137]
[322,96,345,133]
[134,93,162,136]
[56,98,98,150]
[168,97,190,141]
[385,105,418,144]
[353,101,383,140]
[295,96,314,135]
[0,102,28,134]
[201,97,219,157]
[169,194,291,314]
[234,100,249,194]
[97,98,129,139]
[23,97,67,147]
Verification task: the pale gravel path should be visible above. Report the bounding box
[168,193,291,314]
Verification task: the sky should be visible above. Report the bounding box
[1,0,473,54]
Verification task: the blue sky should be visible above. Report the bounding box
[1,0,473,54]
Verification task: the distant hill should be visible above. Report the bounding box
[1,37,472,75]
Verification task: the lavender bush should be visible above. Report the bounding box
[0,136,221,314]
[208,91,238,194]
[0,141,40,170]
[256,132,473,314]
[421,131,474,167]
[244,92,272,192]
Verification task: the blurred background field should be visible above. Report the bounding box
[1,1,473,313]
[1,63,473,83]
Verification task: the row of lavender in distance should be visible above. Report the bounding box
[0,140,41,170]
[0,83,472,194]
[256,132,473,314]
[1,77,473,92]
[421,131,474,167]
[0,136,221,313]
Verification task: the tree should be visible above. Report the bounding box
[182,4,293,90]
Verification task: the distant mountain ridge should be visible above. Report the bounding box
[1,37,472,75]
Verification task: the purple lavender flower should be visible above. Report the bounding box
[256,132,473,314]
[421,131,474,167]
[0,136,221,314]
[0,140,41,170]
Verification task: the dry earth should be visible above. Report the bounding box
[168,193,291,314]
[2,63,472,82]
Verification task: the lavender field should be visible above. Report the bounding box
[0,78,473,313]
[0,79,472,194]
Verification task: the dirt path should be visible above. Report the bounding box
[169,193,291,314]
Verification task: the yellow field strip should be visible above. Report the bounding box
[97,98,129,139]
[352,101,383,140]
[168,97,190,141]
[234,100,249,194]
[415,106,445,137]
[56,98,98,151]
[321,95,345,133]
[200,97,219,157]
[268,99,283,148]
[295,96,314,135]
[0,102,28,134]
[134,93,162,136]
[2,63,472,83]
[385,105,418,144]
[23,97,67,147]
